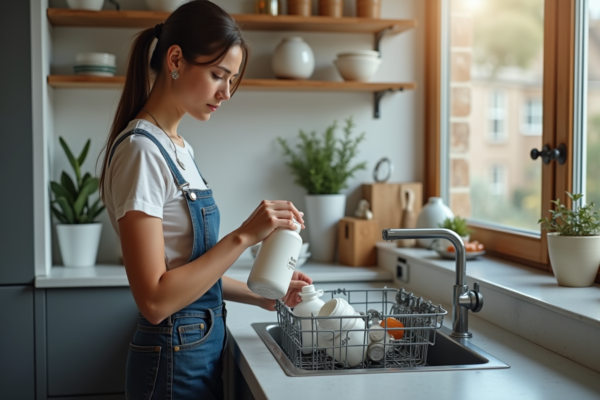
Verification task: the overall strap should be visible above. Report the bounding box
[108,128,189,191]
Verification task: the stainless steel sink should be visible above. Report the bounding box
[252,322,509,376]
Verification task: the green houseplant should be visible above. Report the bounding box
[539,192,600,287]
[434,216,472,251]
[50,137,105,268]
[278,117,367,262]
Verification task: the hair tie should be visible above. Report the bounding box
[154,23,164,39]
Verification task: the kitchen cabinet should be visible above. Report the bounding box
[46,287,138,397]
[0,286,35,400]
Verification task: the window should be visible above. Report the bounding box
[489,164,506,196]
[425,0,577,268]
[522,99,543,135]
[488,90,506,143]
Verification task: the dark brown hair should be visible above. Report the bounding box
[98,0,249,201]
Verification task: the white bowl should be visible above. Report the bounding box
[336,50,380,58]
[334,57,381,81]
[145,0,189,12]
[66,0,104,10]
[75,52,116,67]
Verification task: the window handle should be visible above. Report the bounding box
[530,144,567,165]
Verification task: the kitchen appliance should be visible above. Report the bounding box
[274,287,447,370]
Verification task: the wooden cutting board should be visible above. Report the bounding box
[362,182,423,232]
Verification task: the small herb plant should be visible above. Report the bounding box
[438,216,472,237]
[538,192,600,236]
[277,117,367,195]
[50,137,105,224]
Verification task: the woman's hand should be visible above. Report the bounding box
[260,271,313,311]
[235,200,305,248]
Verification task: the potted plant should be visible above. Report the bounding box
[50,137,105,268]
[278,117,367,262]
[539,192,600,287]
[435,216,472,250]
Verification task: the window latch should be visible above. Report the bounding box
[530,144,567,165]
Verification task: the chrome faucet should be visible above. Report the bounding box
[382,228,483,338]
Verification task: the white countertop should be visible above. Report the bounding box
[34,258,392,288]
[225,280,600,400]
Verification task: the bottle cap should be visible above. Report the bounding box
[301,285,315,294]
[291,217,301,234]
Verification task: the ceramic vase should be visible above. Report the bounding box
[415,197,454,248]
[56,223,102,268]
[66,0,105,10]
[304,194,346,262]
[547,233,600,287]
[272,37,315,79]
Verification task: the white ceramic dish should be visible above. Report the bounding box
[145,0,190,11]
[334,57,381,81]
[435,249,486,260]
[336,50,380,58]
[66,0,104,11]
[75,52,116,67]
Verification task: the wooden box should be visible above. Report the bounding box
[362,182,423,230]
[338,217,380,267]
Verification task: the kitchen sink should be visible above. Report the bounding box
[252,322,509,376]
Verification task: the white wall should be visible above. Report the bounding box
[48,0,425,264]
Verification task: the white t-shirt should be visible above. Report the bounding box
[105,119,209,270]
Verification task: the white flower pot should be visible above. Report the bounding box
[272,37,315,80]
[56,223,103,268]
[416,197,454,248]
[547,233,600,287]
[304,194,346,262]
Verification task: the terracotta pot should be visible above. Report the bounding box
[288,0,311,16]
[357,0,380,18]
[319,0,343,18]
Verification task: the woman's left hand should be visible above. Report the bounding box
[261,271,313,311]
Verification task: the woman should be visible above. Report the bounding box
[98,1,312,399]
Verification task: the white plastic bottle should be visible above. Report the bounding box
[292,285,325,354]
[247,219,302,299]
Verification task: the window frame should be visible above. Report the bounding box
[425,0,582,275]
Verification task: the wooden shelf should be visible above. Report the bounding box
[46,8,416,35]
[47,75,416,92]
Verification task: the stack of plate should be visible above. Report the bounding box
[333,50,382,82]
[74,53,116,77]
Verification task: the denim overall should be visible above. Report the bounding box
[108,128,227,400]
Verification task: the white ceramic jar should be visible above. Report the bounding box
[416,197,454,248]
[145,0,189,12]
[272,37,315,80]
[66,0,104,10]
[247,220,302,299]
[293,285,326,354]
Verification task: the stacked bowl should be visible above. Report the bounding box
[74,53,116,77]
[333,50,381,82]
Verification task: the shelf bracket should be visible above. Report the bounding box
[374,88,403,119]
[375,27,394,56]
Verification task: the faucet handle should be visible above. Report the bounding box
[472,282,483,312]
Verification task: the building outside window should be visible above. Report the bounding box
[521,98,543,135]
[488,90,507,143]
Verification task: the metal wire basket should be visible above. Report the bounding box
[275,287,447,370]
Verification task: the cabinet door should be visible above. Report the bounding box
[0,286,35,400]
[46,287,138,397]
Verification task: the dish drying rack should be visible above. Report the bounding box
[275,287,447,370]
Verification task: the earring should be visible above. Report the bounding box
[171,70,179,80]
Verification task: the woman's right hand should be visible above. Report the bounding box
[235,200,305,247]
